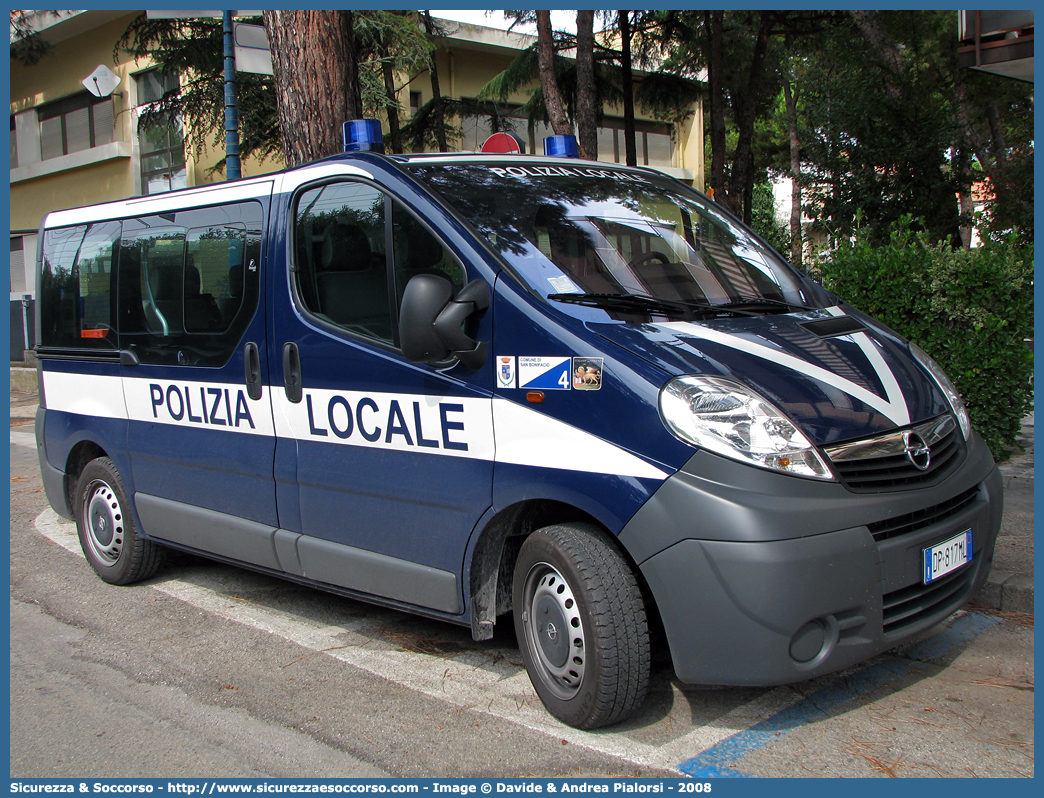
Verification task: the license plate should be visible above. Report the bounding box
[923,530,973,584]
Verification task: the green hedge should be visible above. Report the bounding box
[818,217,1033,459]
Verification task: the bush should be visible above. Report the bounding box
[818,216,1033,459]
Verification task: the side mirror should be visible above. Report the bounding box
[399,274,489,370]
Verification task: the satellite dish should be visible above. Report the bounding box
[82,65,122,98]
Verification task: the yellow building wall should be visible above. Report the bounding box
[10,12,274,233]
[11,14,704,238]
[420,40,704,185]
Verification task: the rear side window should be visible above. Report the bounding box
[39,221,121,351]
[38,200,263,366]
[119,202,263,366]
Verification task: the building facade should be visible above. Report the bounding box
[9,11,704,357]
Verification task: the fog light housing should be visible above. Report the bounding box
[790,619,827,663]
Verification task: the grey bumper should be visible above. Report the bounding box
[620,431,1003,686]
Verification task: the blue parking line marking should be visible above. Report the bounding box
[901,612,998,663]
[678,612,1000,778]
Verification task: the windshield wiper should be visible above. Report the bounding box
[547,292,690,315]
[547,292,761,318]
[718,297,814,314]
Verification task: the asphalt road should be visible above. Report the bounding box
[9,428,1035,779]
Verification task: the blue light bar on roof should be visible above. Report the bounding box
[543,134,579,158]
[342,119,385,153]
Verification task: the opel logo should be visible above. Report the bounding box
[902,431,931,471]
[545,622,558,641]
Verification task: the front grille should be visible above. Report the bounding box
[882,562,977,635]
[826,415,965,492]
[867,485,980,543]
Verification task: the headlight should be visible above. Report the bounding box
[659,375,834,480]
[910,343,971,440]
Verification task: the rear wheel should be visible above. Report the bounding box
[512,523,650,729]
[75,457,163,585]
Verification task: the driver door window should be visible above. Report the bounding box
[294,182,393,343]
[294,181,464,347]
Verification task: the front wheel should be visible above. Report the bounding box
[512,523,650,729]
[75,457,163,585]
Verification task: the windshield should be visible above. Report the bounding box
[408,162,823,322]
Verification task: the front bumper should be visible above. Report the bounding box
[619,431,1003,685]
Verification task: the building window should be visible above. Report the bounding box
[10,116,18,169]
[135,70,187,195]
[456,99,672,166]
[38,93,115,160]
[10,236,26,294]
[593,122,673,169]
[410,91,422,117]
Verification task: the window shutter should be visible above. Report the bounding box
[65,106,91,153]
[40,116,63,160]
[92,99,115,146]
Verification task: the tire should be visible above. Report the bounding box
[74,457,163,585]
[512,523,650,729]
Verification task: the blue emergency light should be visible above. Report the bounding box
[543,134,579,158]
[342,119,385,153]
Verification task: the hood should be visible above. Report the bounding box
[590,306,951,446]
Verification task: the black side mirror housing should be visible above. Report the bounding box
[399,274,489,370]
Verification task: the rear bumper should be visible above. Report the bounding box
[36,406,73,520]
[622,431,1003,685]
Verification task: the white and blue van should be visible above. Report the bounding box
[35,122,1003,729]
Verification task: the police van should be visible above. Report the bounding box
[35,121,1003,729]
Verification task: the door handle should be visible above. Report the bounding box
[282,342,302,403]
[244,341,262,401]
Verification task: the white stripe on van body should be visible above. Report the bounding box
[123,376,276,436]
[272,388,495,461]
[44,179,276,228]
[274,163,373,193]
[40,371,128,420]
[492,397,670,480]
[656,313,912,427]
[40,372,669,480]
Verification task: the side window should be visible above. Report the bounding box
[39,221,121,351]
[185,224,244,333]
[293,181,466,348]
[391,201,464,305]
[120,225,187,340]
[294,181,392,343]
[118,202,262,366]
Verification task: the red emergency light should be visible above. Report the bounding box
[480,132,526,154]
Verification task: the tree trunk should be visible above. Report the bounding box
[849,10,903,99]
[619,11,638,166]
[782,71,803,266]
[953,71,1006,216]
[725,11,773,217]
[742,151,754,226]
[985,104,1008,164]
[707,11,727,200]
[575,10,598,160]
[382,55,403,154]
[536,10,571,136]
[344,11,363,121]
[423,11,448,152]
[958,183,976,250]
[264,10,361,166]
